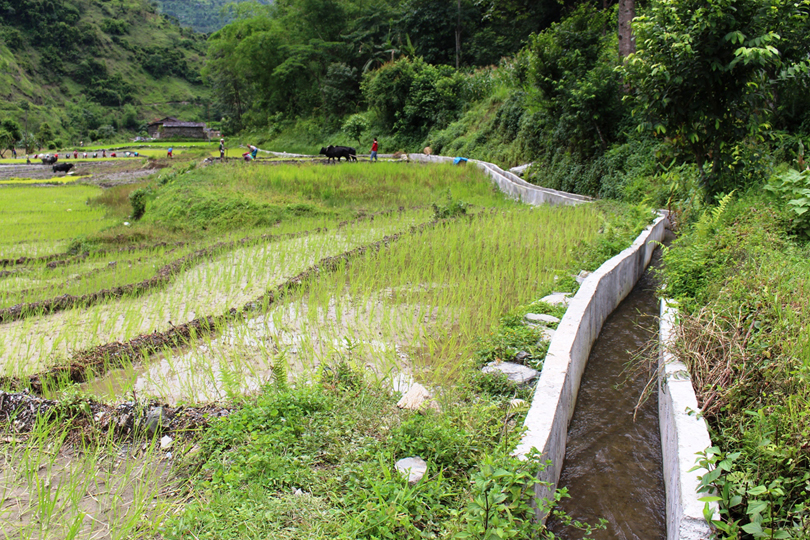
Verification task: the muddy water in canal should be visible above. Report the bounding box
[548,252,666,539]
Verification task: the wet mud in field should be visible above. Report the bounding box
[0,389,230,436]
[0,159,161,185]
[0,216,455,393]
[547,252,666,540]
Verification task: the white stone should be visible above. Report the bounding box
[537,327,556,342]
[482,362,539,385]
[525,313,560,325]
[539,292,571,307]
[397,383,433,411]
[575,270,592,284]
[159,435,173,450]
[395,457,427,485]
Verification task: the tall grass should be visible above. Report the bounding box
[144,162,516,232]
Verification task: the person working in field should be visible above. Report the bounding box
[220,138,225,159]
[167,147,173,158]
[242,144,258,161]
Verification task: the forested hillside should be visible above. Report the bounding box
[153,0,271,34]
[202,0,565,135]
[0,0,208,145]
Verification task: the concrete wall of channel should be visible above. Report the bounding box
[407,154,592,206]
[512,214,669,510]
[410,151,714,539]
[659,300,718,540]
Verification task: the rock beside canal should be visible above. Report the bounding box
[539,292,571,307]
[397,382,438,412]
[395,457,427,485]
[525,313,561,325]
[482,362,539,385]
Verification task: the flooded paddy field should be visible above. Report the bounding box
[0,160,647,538]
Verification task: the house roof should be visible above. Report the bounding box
[147,116,181,126]
[163,122,206,128]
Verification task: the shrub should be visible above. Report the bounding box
[129,187,152,220]
[432,191,468,219]
[341,113,369,146]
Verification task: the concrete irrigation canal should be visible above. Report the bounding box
[547,251,666,539]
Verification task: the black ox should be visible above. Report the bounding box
[41,155,58,165]
[319,145,357,162]
[53,163,74,174]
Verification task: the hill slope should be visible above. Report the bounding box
[0,0,209,143]
[154,0,272,34]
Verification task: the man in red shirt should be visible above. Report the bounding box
[370,138,378,162]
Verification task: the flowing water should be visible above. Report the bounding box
[548,251,666,539]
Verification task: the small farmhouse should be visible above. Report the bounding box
[147,117,208,139]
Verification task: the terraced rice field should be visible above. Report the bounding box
[0,161,628,539]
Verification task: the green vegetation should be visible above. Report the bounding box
[138,161,516,234]
[661,191,810,537]
[161,372,601,539]
[153,0,271,33]
[0,184,118,257]
[1,160,642,538]
[4,0,810,534]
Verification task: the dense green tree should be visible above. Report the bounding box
[362,56,465,141]
[526,5,626,159]
[36,122,54,149]
[322,63,361,116]
[622,0,789,196]
[0,130,15,158]
[0,119,22,157]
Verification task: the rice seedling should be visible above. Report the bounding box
[0,418,183,540]
[91,204,604,404]
[0,209,430,379]
[0,185,118,258]
[0,175,92,185]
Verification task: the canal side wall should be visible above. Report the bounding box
[512,215,669,513]
[409,152,714,538]
[407,154,592,206]
[659,301,718,540]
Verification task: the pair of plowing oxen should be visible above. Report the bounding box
[319,145,357,162]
